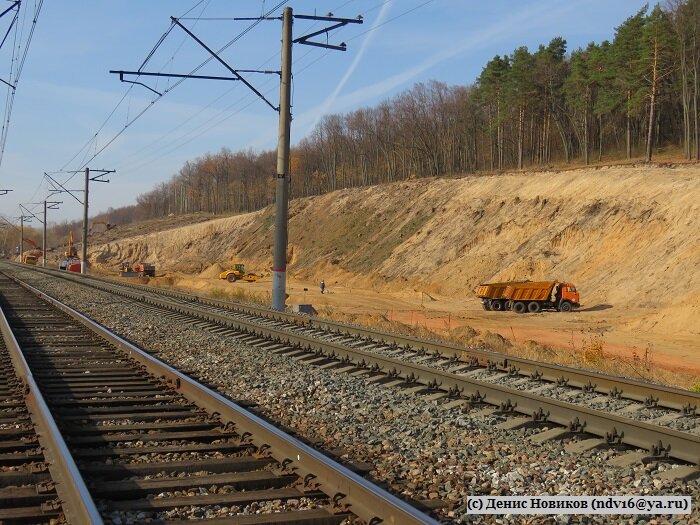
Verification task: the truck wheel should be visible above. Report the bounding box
[527,302,541,313]
[226,274,237,282]
[513,301,527,314]
[559,301,572,312]
[492,300,504,311]
[482,302,491,311]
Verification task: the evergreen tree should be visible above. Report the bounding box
[564,45,596,164]
[639,5,677,161]
[533,38,569,164]
[506,47,536,169]
[611,7,648,158]
[477,55,510,169]
[590,41,614,161]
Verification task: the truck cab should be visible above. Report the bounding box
[559,283,580,308]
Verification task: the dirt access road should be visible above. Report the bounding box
[159,272,700,379]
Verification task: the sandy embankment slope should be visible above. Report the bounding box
[88,165,700,373]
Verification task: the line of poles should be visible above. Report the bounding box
[15,167,112,272]
[5,6,361,312]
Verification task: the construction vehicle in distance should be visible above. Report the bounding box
[21,238,42,265]
[64,232,78,257]
[59,257,81,272]
[219,262,258,283]
[119,262,156,277]
[89,220,112,234]
[476,280,580,313]
[59,232,81,272]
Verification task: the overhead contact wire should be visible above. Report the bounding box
[56,0,210,178]
[118,2,341,171]
[0,0,44,171]
[68,0,290,174]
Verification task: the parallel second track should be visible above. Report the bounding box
[10,264,699,470]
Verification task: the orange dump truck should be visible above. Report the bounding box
[476,280,580,313]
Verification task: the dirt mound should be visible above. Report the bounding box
[479,331,513,353]
[199,263,226,279]
[448,324,478,342]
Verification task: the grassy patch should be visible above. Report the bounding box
[352,207,431,270]
[398,209,432,239]
[206,286,271,306]
[581,333,606,366]
[258,210,275,233]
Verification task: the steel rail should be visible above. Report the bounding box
[10,267,700,468]
[9,273,440,525]
[12,262,699,416]
[306,322,699,413]
[135,293,700,465]
[0,289,104,524]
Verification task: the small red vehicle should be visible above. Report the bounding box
[59,256,81,272]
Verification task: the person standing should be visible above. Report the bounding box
[320,280,325,294]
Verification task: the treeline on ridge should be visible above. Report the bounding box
[70,2,700,228]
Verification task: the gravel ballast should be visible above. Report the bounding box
[10,269,700,525]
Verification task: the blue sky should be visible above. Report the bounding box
[0,0,648,223]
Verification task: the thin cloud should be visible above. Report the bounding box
[299,0,578,130]
[304,2,393,136]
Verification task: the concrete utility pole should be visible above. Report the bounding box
[42,200,46,267]
[34,201,60,268]
[109,8,359,312]
[82,167,89,274]
[71,167,112,275]
[271,6,293,312]
[19,215,23,261]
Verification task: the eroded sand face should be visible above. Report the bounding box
[84,165,700,376]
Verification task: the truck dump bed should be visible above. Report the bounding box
[503,281,555,302]
[475,282,511,299]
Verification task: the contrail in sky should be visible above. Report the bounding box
[307,0,580,119]
[305,2,393,135]
[272,0,580,150]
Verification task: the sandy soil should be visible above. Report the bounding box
[79,164,700,381]
[157,273,700,376]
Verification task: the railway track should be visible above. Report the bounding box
[0,271,438,524]
[0,284,100,523]
[0,337,60,524]
[0,332,68,523]
[7,264,700,476]
[17,264,699,414]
